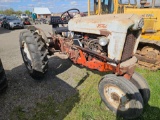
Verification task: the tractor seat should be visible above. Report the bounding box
[53,27,68,34]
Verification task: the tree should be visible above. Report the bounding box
[0,10,4,14]
[16,10,22,15]
[4,8,15,15]
[25,10,31,15]
[0,9,30,16]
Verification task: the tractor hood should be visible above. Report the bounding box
[69,14,143,61]
[68,14,143,35]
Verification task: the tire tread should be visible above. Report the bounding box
[99,74,144,119]
[19,29,48,78]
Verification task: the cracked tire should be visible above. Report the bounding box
[99,74,144,119]
[0,59,8,92]
[130,72,150,105]
[19,30,48,79]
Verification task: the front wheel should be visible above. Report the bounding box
[130,72,150,105]
[99,74,144,119]
[19,29,48,79]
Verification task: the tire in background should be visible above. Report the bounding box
[19,29,48,79]
[99,74,144,119]
[0,59,8,92]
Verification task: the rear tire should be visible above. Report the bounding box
[0,59,8,92]
[130,72,150,105]
[99,74,144,119]
[19,29,48,79]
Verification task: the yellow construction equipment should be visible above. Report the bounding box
[88,0,160,70]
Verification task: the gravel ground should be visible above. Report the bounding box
[0,25,87,120]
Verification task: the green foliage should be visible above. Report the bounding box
[65,68,160,120]
[0,9,30,15]
[24,10,31,15]
[16,11,23,15]
[2,8,15,15]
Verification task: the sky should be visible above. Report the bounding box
[1,0,160,13]
[0,0,94,13]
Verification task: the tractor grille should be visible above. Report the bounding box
[121,31,137,62]
[14,23,20,25]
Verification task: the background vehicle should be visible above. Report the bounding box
[88,0,160,70]
[0,16,6,27]
[22,18,31,25]
[0,59,8,92]
[20,14,28,19]
[19,8,150,119]
[0,18,3,26]
[0,14,6,18]
[2,16,24,30]
[34,19,42,24]
[39,18,49,24]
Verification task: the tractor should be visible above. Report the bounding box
[19,8,150,119]
[88,0,160,70]
[0,59,8,92]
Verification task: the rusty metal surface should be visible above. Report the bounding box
[103,84,129,111]
[137,61,160,71]
[135,46,160,70]
[48,24,139,75]
[99,29,111,36]
[48,33,137,75]
[75,46,118,63]
[120,56,137,68]
[74,50,117,72]
[135,54,156,64]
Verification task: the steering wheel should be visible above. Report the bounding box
[61,8,80,21]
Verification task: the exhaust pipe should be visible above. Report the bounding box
[152,0,155,8]
[140,0,147,8]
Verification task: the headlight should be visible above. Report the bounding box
[9,22,14,25]
[98,37,109,46]
[132,18,144,30]
[138,18,144,29]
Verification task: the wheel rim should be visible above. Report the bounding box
[22,42,32,70]
[104,84,129,111]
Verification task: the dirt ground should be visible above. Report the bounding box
[0,25,87,120]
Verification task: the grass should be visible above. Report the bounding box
[10,67,160,120]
